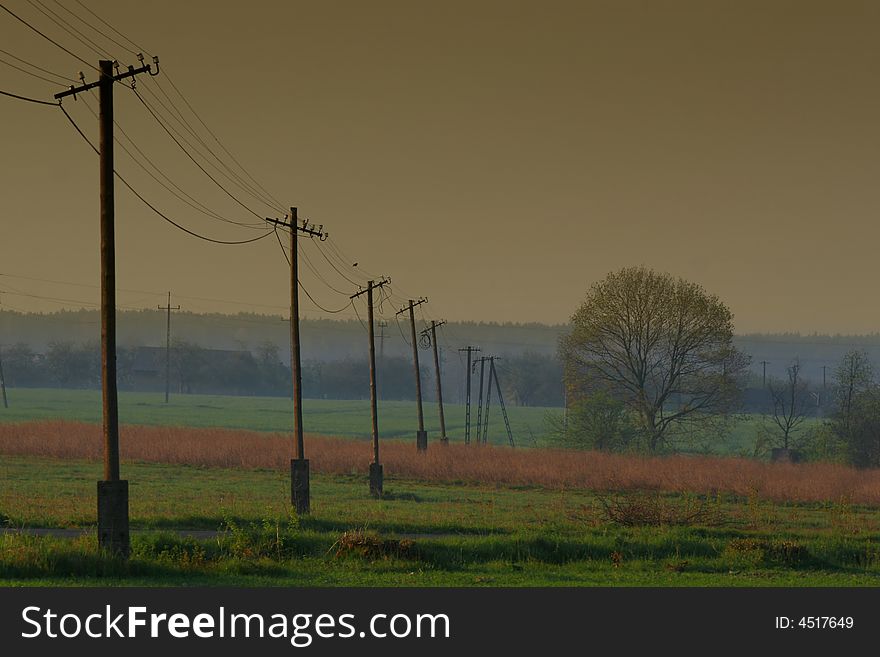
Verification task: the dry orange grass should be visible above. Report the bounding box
[2,420,880,504]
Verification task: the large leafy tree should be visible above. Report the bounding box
[560,266,748,452]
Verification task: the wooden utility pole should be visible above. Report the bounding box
[761,360,769,388]
[55,57,157,557]
[351,278,390,497]
[0,344,8,409]
[265,209,326,514]
[422,320,448,443]
[397,298,428,450]
[822,365,829,389]
[458,346,480,444]
[158,291,180,404]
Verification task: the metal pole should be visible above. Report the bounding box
[482,357,493,444]
[408,301,427,450]
[491,358,515,447]
[430,323,447,443]
[475,357,486,446]
[289,207,309,513]
[97,59,128,556]
[462,347,474,444]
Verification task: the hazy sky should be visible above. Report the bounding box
[2,0,880,333]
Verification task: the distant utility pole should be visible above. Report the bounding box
[490,357,515,447]
[377,320,389,361]
[474,356,488,447]
[158,291,180,404]
[0,344,8,409]
[761,360,770,388]
[481,357,494,444]
[458,346,480,444]
[421,320,448,444]
[265,208,326,514]
[351,277,391,497]
[822,365,829,390]
[55,56,158,558]
[397,298,429,450]
[377,320,389,401]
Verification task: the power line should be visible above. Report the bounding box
[79,91,265,229]
[272,228,352,314]
[70,0,147,56]
[24,0,114,61]
[0,47,73,84]
[0,1,98,71]
[59,104,275,245]
[140,79,283,212]
[0,87,58,105]
[158,71,286,210]
[131,87,268,220]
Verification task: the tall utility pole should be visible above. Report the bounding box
[458,346,480,444]
[0,344,7,409]
[761,360,769,388]
[397,298,428,450]
[490,357,515,447]
[265,209,326,514]
[822,365,828,390]
[421,320,448,444]
[474,356,488,446]
[158,291,180,403]
[351,278,390,497]
[55,57,158,557]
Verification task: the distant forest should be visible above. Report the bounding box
[2,309,880,405]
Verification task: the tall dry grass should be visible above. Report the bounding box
[1,420,879,504]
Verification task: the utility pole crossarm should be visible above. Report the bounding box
[54,58,159,100]
[265,216,327,240]
[395,297,428,316]
[350,277,391,300]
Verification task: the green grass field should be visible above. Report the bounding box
[2,455,879,586]
[0,387,808,456]
[0,388,552,446]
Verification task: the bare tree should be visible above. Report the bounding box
[560,266,748,452]
[767,360,810,450]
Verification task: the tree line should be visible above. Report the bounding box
[0,339,563,406]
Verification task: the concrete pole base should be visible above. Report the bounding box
[416,430,428,451]
[291,458,310,514]
[369,462,383,498]
[97,480,129,557]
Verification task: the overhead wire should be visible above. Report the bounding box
[156,70,286,210]
[70,0,147,56]
[0,1,99,72]
[131,87,269,220]
[140,78,283,212]
[59,103,274,245]
[57,1,285,213]
[79,90,265,229]
[24,0,114,61]
[0,87,58,105]
[0,47,74,84]
[272,228,352,314]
